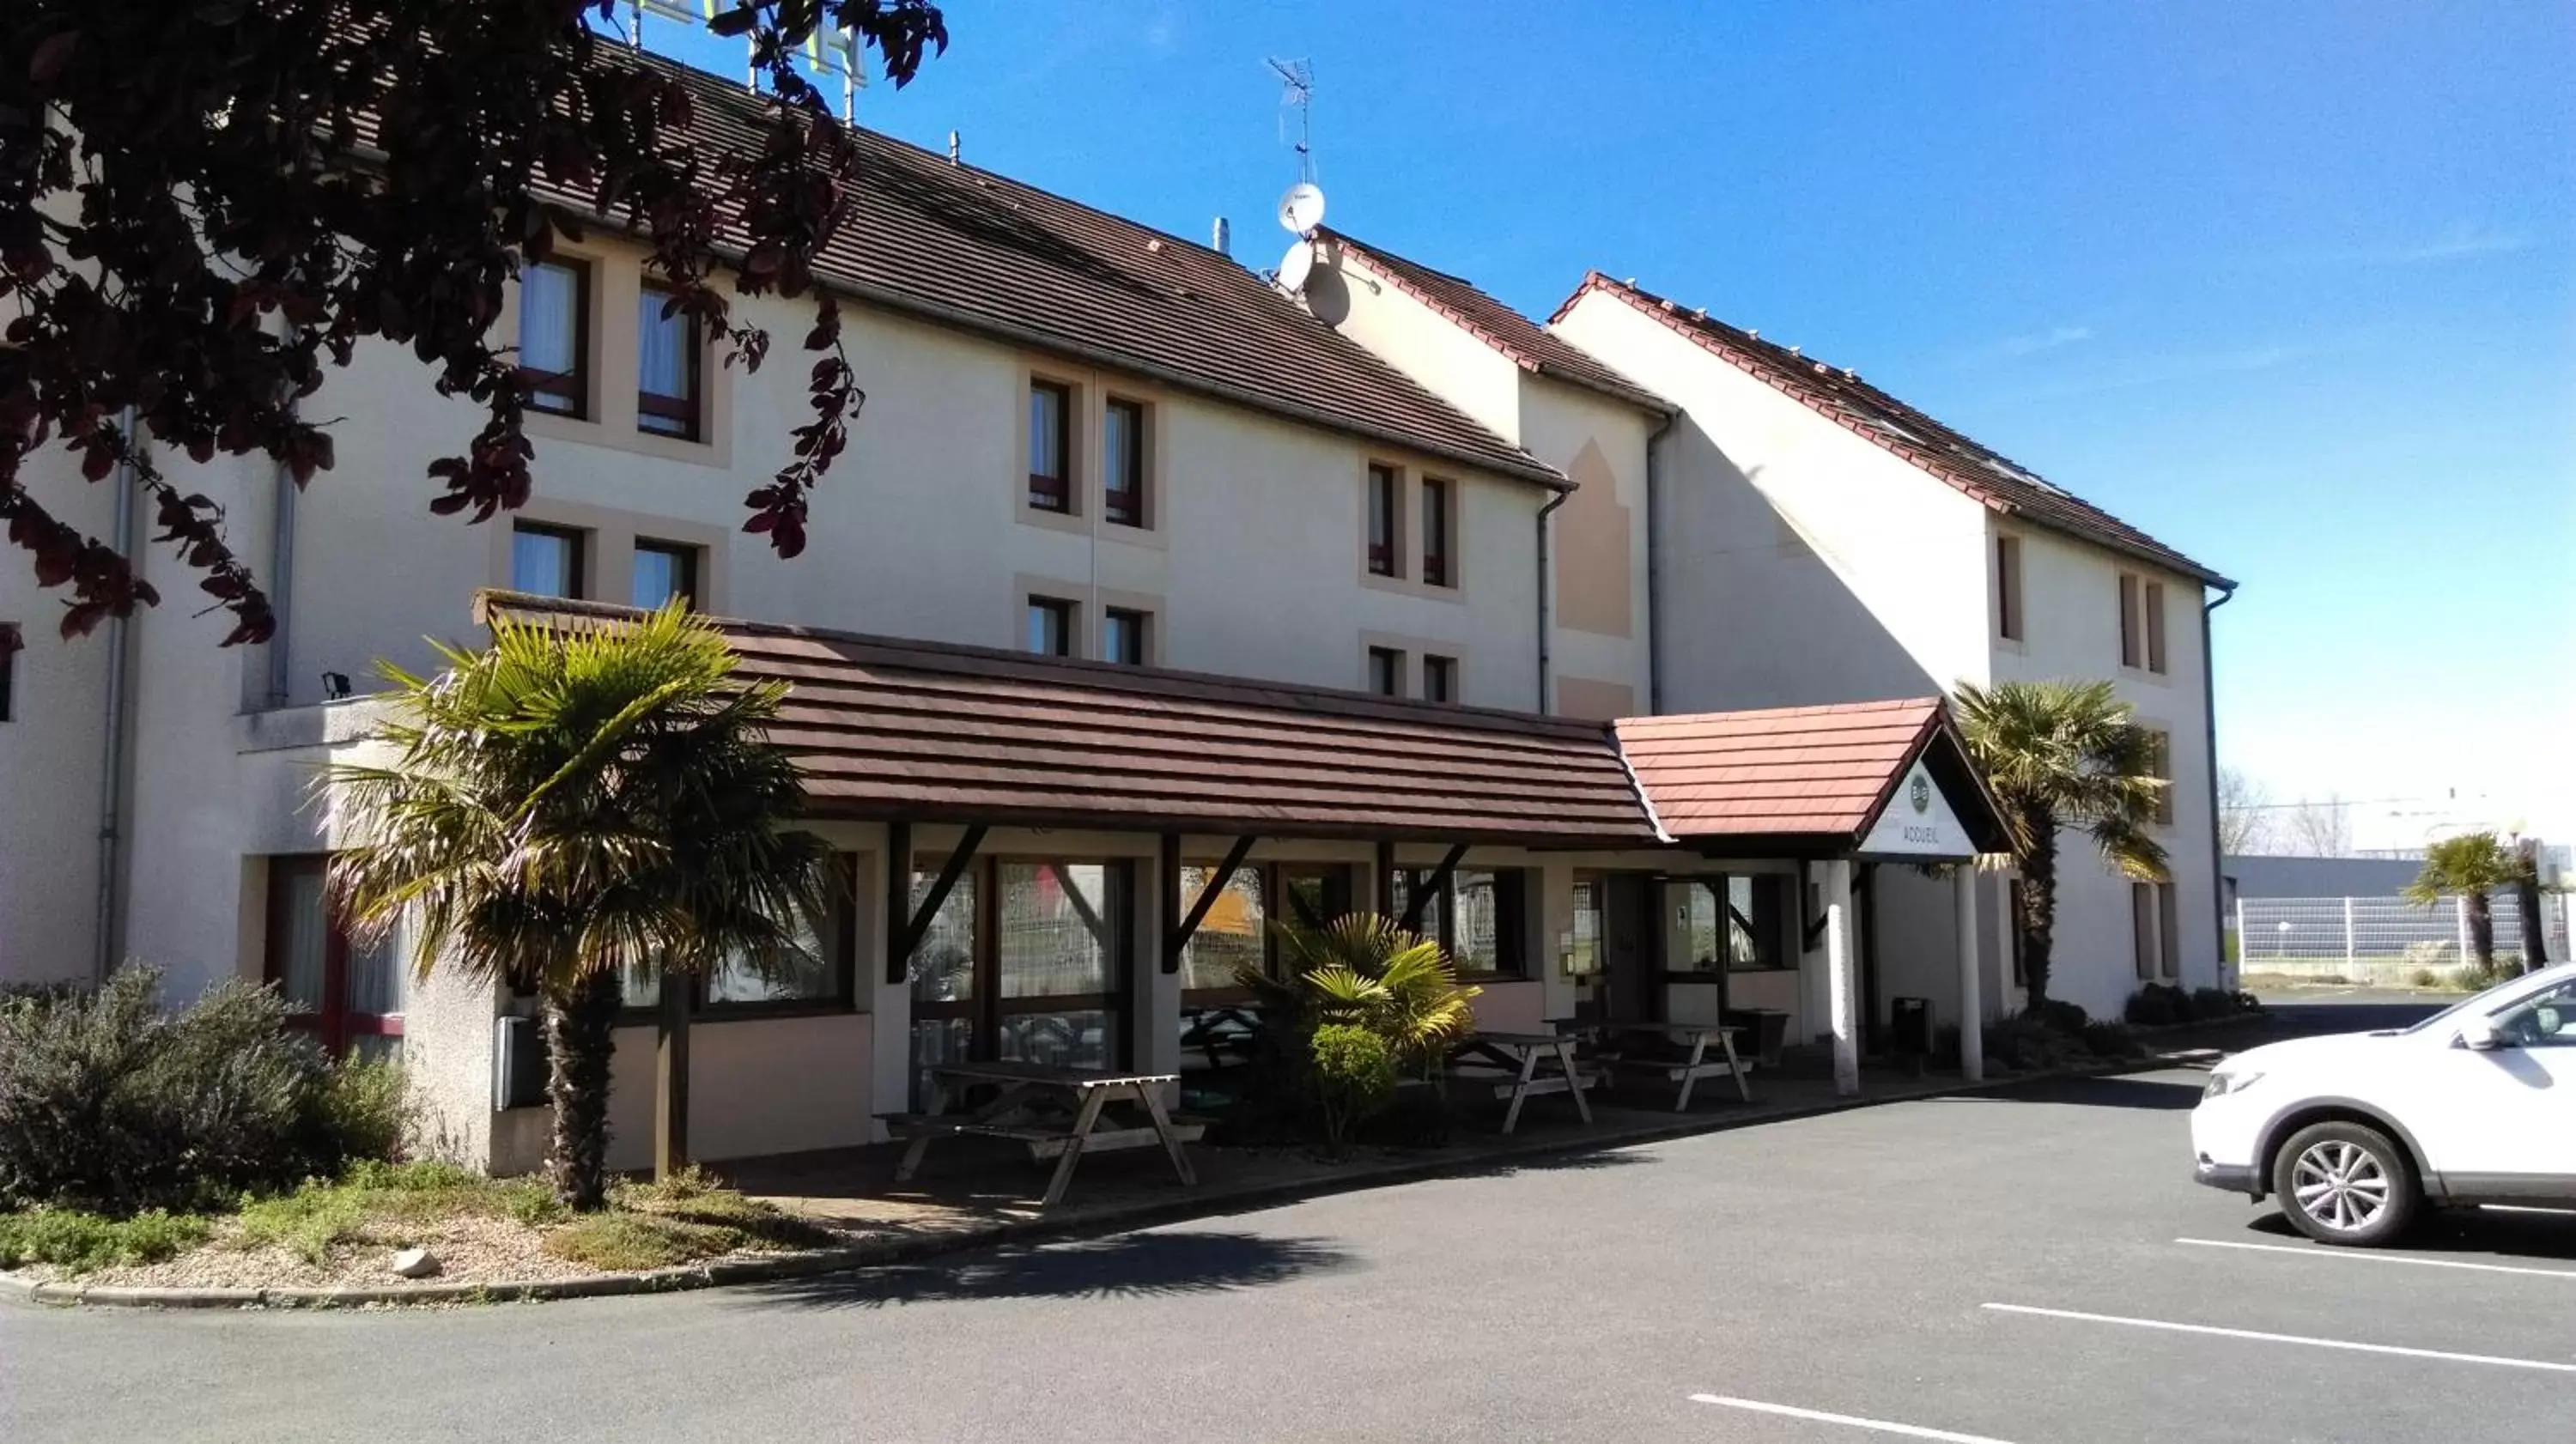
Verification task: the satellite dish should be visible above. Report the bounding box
[1275,239,1315,294]
[1277,181,1326,235]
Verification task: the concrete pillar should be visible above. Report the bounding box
[1955,867,1984,1083]
[1825,859,1859,1097]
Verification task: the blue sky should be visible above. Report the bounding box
[645,2,2575,840]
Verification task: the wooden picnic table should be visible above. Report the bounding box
[885,1061,1198,1207]
[1448,1028,1595,1134]
[1595,1022,1755,1110]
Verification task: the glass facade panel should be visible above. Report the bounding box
[908,863,979,1004]
[996,863,1120,998]
[1178,865,1266,992]
[1567,876,1604,977]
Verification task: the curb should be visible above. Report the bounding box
[0,1052,2199,1311]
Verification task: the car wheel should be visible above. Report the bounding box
[2272,1120,2419,1247]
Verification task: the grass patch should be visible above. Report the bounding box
[234,1159,565,1265]
[544,1167,832,1271]
[0,1208,212,1273]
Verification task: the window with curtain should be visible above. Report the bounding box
[1102,607,1147,665]
[1422,654,1457,703]
[264,856,404,1059]
[1368,646,1403,697]
[1028,380,1071,512]
[1366,463,1398,575]
[518,259,587,416]
[1420,476,1452,586]
[636,285,702,439]
[511,524,584,598]
[1027,596,1074,657]
[1103,397,1146,527]
[631,540,698,610]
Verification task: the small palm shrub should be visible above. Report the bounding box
[1309,1024,1398,1156]
[1225,913,1481,1149]
[0,965,408,1215]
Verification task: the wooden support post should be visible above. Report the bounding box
[891,824,986,979]
[884,821,913,986]
[1167,834,1257,972]
[1401,842,1470,931]
[1158,834,1182,975]
[654,973,691,1180]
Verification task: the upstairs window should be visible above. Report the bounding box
[1422,653,1457,704]
[631,540,699,610]
[1366,463,1399,577]
[636,285,702,440]
[511,523,585,598]
[2147,728,2174,825]
[1421,476,1453,587]
[2144,579,2169,674]
[2118,572,2168,673]
[1102,606,1148,665]
[1027,596,1075,657]
[1028,380,1072,513]
[1103,398,1147,528]
[1995,534,2024,641]
[1367,646,1403,697]
[518,259,589,418]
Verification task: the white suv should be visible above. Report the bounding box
[2192,960,2576,1246]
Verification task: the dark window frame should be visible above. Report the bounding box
[1027,595,1076,657]
[511,522,587,599]
[909,855,1137,1070]
[0,622,16,722]
[1028,379,1073,513]
[517,258,592,420]
[264,856,404,1058]
[2117,572,2143,669]
[1422,653,1457,704]
[1661,874,1792,977]
[1103,397,1148,528]
[1394,865,1529,979]
[1101,605,1148,665]
[1366,463,1400,577]
[2143,579,2169,674]
[635,282,706,442]
[1420,475,1453,587]
[1996,534,2024,642]
[617,853,863,1022]
[1367,645,1404,697]
[630,538,701,610]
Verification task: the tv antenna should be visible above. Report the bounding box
[627,0,867,120]
[1267,58,1315,185]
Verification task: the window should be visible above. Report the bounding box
[1421,653,1457,704]
[1672,875,1789,972]
[631,540,699,610]
[1027,596,1075,657]
[1566,874,1605,978]
[620,856,860,1013]
[2147,729,2174,826]
[0,622,16,722]
[1366,463,1399,576]
[2119,572,2167,671]
[2156,882,2182,980]
[1367,646,1404,697]
[1177,864,1266,994]
[2132,882,2159,980]
[265,857,404,1061]
[635,284,702,440]
[517,258,589,417]
[2493,980,2576,1048]
[2144,579,2168,674]
[908,857,1135,1102]
[1103,398,1147,528]
[1391,866,1527,975]
[1028,380,1072,513]
[1995,535,2024,642]
[511,523,585,598]
[1102,607,1148,665]
[1420,476,1453,586]
[1278,865,1352,931]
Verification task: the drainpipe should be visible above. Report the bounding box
[2201,580,2239,984]
[1643,408,1678,714]
[264,334,302,707]
[93,410,140,983]
[1534,488,1568,712]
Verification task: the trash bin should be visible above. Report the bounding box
[1889,996,1933,1059]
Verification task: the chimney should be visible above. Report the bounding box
[946,130,960,165]
[1211,216,1231,257]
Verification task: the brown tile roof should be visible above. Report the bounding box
[605,50,1564,491]
[1317,230,1672,416]
[1618,698,2004,850]
[477,593,1660,847]
[1552,275,2231,586]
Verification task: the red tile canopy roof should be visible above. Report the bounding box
[474,596,2004,858]
[1553,274,2231,587]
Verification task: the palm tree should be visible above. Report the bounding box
[2403,832,2536,976]
[1954,679,2169,1010]
[325,603,833,1210]
[1245,913,1480,1076]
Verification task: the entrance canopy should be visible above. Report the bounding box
[475,593,2006,859]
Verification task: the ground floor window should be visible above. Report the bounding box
[1388,865,1528,975]
[1668,874,1790,973]
[618,854,860,1015]
[2134,881,2183,982]
[1566,874,1606,978]
[908,856,1133,1105]
[264,856,404,1061]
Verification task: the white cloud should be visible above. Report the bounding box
[2330,224,2533,265]
[1978,325,2096,361]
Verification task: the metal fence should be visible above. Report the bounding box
[2232,894,2567,986]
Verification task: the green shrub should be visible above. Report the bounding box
[0,966,408,1216]
[2123,983,2199,1027]
[2080,1020,2141,1058]
[0,1208,211,1274]
[2190,986,2257,1017]
[1309,1023,1397,1155]
[2028,998,2089,1034]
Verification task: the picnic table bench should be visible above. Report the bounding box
[1447,1028,1596,1134]
[1594,1022,1755,1110]
[882,1061,1200,1207]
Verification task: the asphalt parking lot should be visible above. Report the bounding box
[8,1015,2574,1443]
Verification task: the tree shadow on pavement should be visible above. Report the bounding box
[736,1230,1357,1311]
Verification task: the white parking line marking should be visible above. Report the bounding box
[1687,1396,2022,1443]
[1983,1303,2576,1373]
[2177,1236,2576,1279]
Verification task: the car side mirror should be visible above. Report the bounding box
[2456,1016,2506,1052]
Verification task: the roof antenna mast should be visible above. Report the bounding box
[1264,60,1327,292]
[1267,58,1315,185]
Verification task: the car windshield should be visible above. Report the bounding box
[2400,962,2576,1034]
